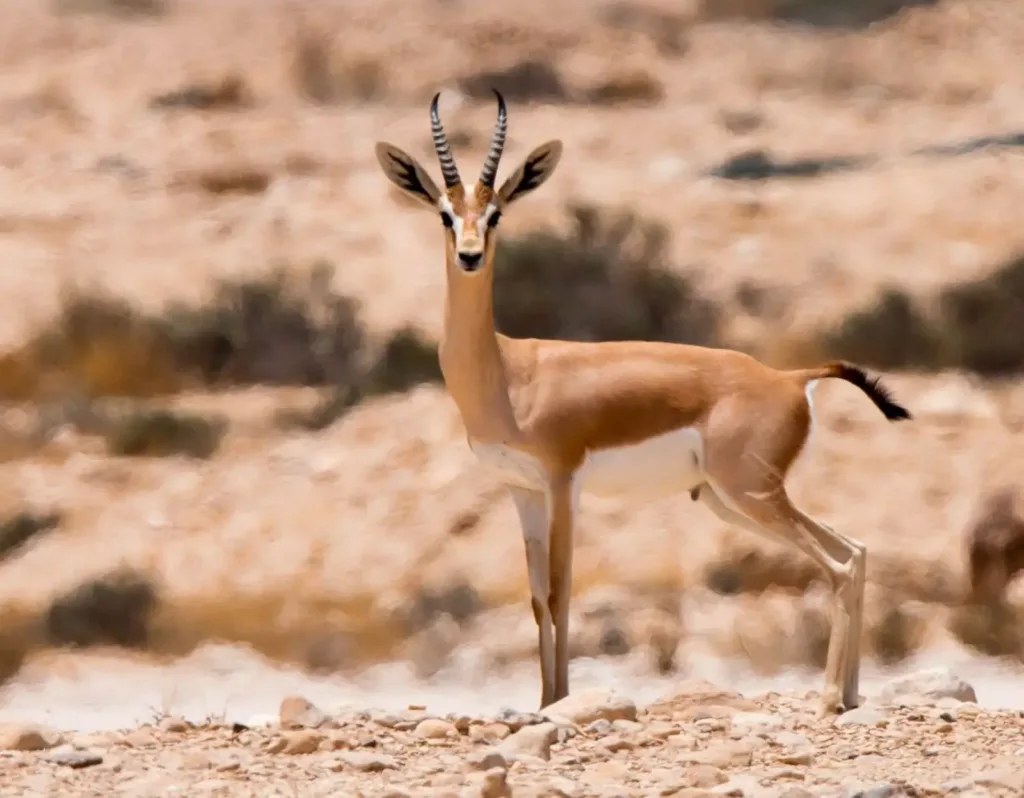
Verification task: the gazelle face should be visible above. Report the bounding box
[375,91,563,277]
[440,185,502,273]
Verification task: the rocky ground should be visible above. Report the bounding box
[1,669,1021,798]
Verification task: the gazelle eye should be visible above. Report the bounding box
[486,211,502,229]
[440,211,454,229]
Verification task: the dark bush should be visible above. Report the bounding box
[494,204,722,346]
[362,327,443,397]
[948,602,1023,660]
[870,600,919,666]
[938,254,1024,376]
[289,24,388,105]
[398,579,485,636]
[0,511,61,563]
[45,570,159,650]
[821,254,1024,377]
[599,2,689,56]
[105,409,226,459]
[458,59,568,104]
[698,0,936,30]
[0,264,374,401]
[772,0,938,30]
[703,546,821,596]
[149,75,252,111]
[275,327,441,432]
[821,288,944,371]
[53,0,169,17]
[164,263,367,388]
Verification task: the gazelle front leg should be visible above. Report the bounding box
[548,475,575,702]
[508,486,556,708]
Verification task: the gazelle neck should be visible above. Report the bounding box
[439,263,520,441]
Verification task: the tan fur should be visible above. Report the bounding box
[375,99,908,715]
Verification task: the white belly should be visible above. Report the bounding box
[468,426,706,500]
[577,426,705,499]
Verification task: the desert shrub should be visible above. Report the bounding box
[45,570,159,650]
[458,59,665,108]
[163,264,367,388]
[599,2,690,56]
[0,291,184,401]
[289,24,388,105]
[583,70,665,107]
[964,487,1024,606]
[0,263,412,403]
[703,546,822,596]
[820,254,1024,376]
[821,288,944,371]
[362,327,443,397]
[398,579,485,636]
[696,0,935,29]
[0,511,61,563]
[870,598,921,666]
[458,59,568,104]
[937,254,1024,376]
[948,602,1023,660]
[494,203,722,346]
[149,75,252,111]
[275,326,441,432]
[105,409,226,459]
[53,0,168,17]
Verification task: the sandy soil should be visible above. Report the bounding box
[2,2,1024,789]
[1,668,1022,797]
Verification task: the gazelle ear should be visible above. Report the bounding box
[497,140,563,206]
[375,142,443,209]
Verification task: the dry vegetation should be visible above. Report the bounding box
[1,0,1024,709]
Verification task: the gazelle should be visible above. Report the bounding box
[374,91,911,715]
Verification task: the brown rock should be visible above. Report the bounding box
[470,723,512,743]
[879,668,978,705]
[678,742,754,768]
[544,688,637,725]
[476,766,511,798]
[415,718,456,739]
[600,734,636,753]
[338,750,398,772]
[0,723,61,751]
[498,721,557,763]
[466,748,509,771]
[158,716,190,733]
[776,750,814,766]
[46,748,103,769]
[279,695,328,729]
[281,730,325,754]
[683,764,728,788]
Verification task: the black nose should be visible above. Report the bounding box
[458,251,483,270]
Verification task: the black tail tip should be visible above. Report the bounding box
[836,363,912,422]
[881,401,912,422]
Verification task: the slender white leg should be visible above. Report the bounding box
[509,486,555,708]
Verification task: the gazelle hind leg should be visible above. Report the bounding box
[796,515,866,710]
[699,481,862,715]
[509,486,556,708]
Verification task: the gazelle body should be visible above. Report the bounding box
[375,93,911,715]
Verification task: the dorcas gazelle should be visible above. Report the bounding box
[374,91,911,715]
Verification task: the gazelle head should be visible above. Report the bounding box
[375,90,562,276]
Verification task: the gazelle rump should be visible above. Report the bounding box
[374,92,912,715]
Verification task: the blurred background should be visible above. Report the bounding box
[1,0,1024,727]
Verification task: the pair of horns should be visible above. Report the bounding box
[430,89,507,190]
